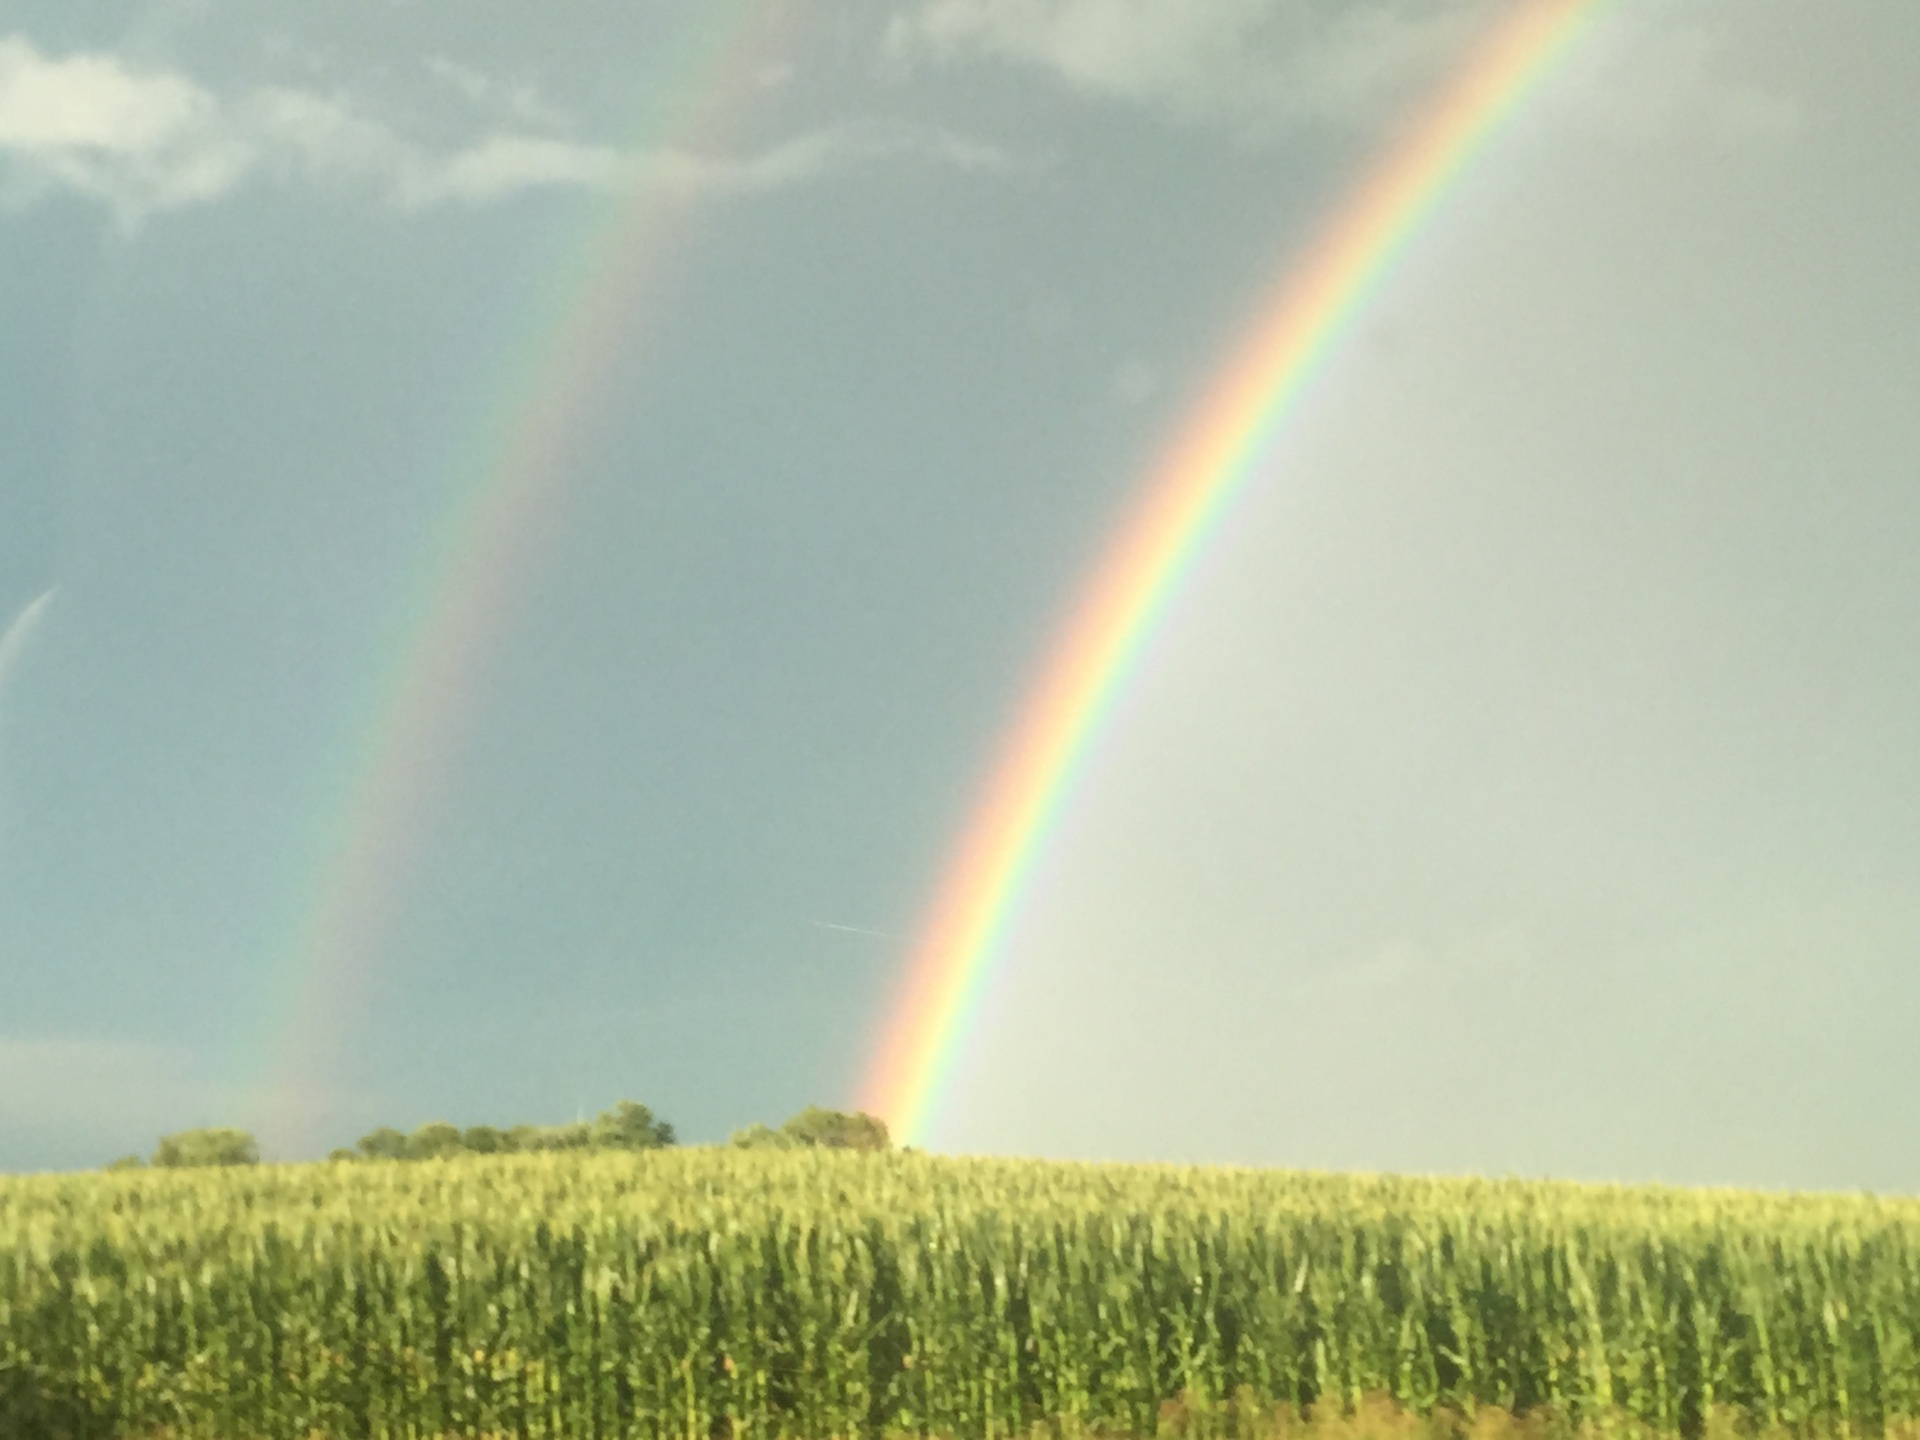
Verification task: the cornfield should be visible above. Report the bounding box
[3,1149,1920,1439]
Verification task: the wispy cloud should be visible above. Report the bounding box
[886,0,1497,133]
[401,120,1020,208]
[0,589,54,699]
[402,132,620,206]
[0,35,1014,228]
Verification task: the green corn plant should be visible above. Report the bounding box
[7,1150,1920,1438]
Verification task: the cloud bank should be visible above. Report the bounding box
[0,36,1004,226]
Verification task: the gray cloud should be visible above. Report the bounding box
[1547,15,1805,145]
[423,53,569,130]
[886,0,1496,132]
[887,1,1805,148]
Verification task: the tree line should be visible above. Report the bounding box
[106,1102,889,1169]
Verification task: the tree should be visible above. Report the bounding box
[151,1128,259,1168]
[777,1106,891,1152]
[462,1125,512,1154]
[403,1122,464,1160]
[729,1122,793,1150]
[590,1100,675,1150]
[355,1127,408,1161]
[341,1102,680,1161]
[510,1120,591,1151]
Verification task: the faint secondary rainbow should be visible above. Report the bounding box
[250,5,781,1151]
[861,0,1602,1146]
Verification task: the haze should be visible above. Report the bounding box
[1,1,1916,1189]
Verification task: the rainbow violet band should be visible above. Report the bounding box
[860,0,1602,1148]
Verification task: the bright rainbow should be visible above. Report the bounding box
[251,6,780,1151]
[860,0,1601,1146]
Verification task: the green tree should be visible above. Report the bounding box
[151,1128,259,1168]
[589,1100,675,1150]
[102,1155,144,1171]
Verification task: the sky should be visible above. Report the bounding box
[0,1,1916,1189]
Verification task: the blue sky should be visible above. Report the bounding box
[3,1,1918,1188]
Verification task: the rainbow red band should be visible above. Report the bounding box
[860,0,1601,1147]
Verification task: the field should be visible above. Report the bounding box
[4,1149,1920,1439]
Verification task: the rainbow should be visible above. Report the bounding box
[251,5,780,1151]
[860,0,1601,1146]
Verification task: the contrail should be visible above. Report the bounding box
[810,920,905,942]
[0,589,55,698]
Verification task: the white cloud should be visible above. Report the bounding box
[0,35,1011,228]
[0,36,248,218]
[887,0,1496,132]
[0,37,207,152]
